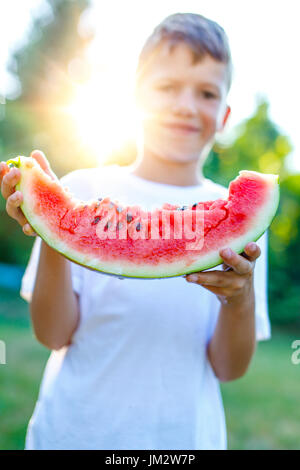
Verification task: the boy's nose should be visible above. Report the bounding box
[171,89,197,116]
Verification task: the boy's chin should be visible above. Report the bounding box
[144,143,201,164]
[164,153,200,164]
[155,149,201,165]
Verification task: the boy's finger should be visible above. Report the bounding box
[243,242,261,262]
[6,192,36,236]
[6,191,27,224]
[219,248,252,275]
[22,223,37,236]
[0,161,9,185]
[30,150,57,180]
[1,167,21,199]
[186,270,238,287]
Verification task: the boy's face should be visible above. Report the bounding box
[136,42,231,164]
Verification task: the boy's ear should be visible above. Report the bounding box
[221,105,231,129]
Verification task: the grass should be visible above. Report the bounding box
[221,327,300,449]
[0,287,50,450]
[0,286,300,450]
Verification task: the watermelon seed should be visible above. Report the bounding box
[98,197,102,201]
[116,222,123,230]
[126,213,133,223]
[92,216,100,225]
[136,222,141,231]
[104,221,112,231]
[192,203,198,209]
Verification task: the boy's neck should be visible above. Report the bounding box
[132,148,204,187]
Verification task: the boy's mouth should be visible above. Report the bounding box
[160,121,201,134]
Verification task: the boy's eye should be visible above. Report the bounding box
[157,84,175,92]
[202,91,217,99]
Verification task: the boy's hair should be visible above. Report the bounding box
[136,12,233,91]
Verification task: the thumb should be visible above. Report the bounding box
[30,150,57,181]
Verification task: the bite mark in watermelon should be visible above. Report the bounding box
[6,157,280,279]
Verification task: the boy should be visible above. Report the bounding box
[0,13,270,450]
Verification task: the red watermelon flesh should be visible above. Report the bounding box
[7,157,279,278]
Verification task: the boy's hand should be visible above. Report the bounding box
[185,242,261,304]
[0,150,55,237]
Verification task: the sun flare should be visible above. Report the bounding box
[65,68,141,163]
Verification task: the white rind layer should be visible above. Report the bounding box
[12,156,279,279]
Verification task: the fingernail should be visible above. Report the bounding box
[23,224,32,234]
[222,248,232,258]
[249,243,256,251]
[187,275,198,282]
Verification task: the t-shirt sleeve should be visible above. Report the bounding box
[20,171,85,303]
[252,230,271,341]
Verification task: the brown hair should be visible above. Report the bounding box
[136,12,233,90]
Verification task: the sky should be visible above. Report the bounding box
[1,0,299,172]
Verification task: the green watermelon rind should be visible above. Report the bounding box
[10,157,280,279]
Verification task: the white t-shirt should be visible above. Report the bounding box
[21,165,271,450]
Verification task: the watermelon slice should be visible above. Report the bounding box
[6,156,279,279]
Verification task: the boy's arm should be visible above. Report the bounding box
[30,241,80,350]
[185,243,260,382]
[206,282,256,382]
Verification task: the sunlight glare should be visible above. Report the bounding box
[65,65,141,163]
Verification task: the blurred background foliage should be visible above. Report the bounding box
[0,0,299,332]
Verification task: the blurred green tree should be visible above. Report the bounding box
[203,98,291,186]
[268,173,300,325]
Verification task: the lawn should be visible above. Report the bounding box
[0,286,300,450]
[221,327,300,449]
[0,287,49,450]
